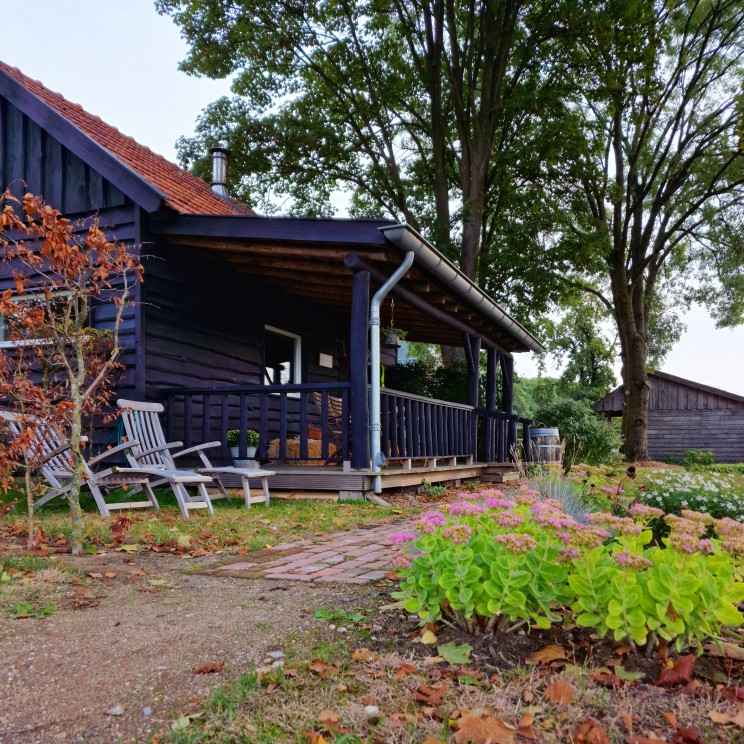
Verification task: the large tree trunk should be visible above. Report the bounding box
[614,287,651,462]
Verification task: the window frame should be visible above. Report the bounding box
[0,290,74,349]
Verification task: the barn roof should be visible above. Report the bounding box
[0,61,252,216]
[596,370,744,415]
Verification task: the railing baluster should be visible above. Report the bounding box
[341,389,350,461]
[239,394,248,459]
[381,393,390,457]
[202,394,210,445]
[279,392,288,460]
[389,396,399,457]
[259,393,268,460]
[397,397,406,458]
[166,394,174,442]
[183,396,192,449]
[320,391,329,461]
[405,398,413,457]
[299,391,308,461]
[220,395,228,459]
[424,403,433,457]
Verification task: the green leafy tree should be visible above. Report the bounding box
[156,0,582,323]
[548,0,744,460]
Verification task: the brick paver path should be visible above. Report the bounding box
[202,521,413,584]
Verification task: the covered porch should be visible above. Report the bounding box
[145,214,542,496]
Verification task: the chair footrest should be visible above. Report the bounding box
[200,468,275,477]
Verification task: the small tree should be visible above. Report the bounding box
[0,191,142,556]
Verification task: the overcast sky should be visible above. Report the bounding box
[4,0,743,394]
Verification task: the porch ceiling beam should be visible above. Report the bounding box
[345,253,506,353]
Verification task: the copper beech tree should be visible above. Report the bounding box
[0,191,143,556]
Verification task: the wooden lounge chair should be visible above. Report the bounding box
[0,411,160,517]
[117,399,275,514]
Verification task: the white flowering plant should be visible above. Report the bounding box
[640,470,744,523]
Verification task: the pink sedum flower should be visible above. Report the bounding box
[449,501,486,516]
[493,511,524,528]
[390,532,417,544]
[494,533,537,554]
[630,502,664,519]
[391,550,413,569]
[442,524,472,543]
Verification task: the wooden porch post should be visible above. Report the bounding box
[500,353,516,459]
[350,269,370,469]
[463,334,481,461]
[484,348,499,462]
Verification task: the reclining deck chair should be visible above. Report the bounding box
[0,411,160,517]
[117,399,275,514]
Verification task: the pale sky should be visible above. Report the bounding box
[3,0,743,394]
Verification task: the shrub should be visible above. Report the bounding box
[393,486,744,651]
[226,429,259,448]
[682,449,715,468]
[532,398,621,470]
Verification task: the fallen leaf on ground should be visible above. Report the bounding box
[671,727,703,743]
[352,647,377,663]
[526,644,566,665]
[573,718,611,744]
[663,712,678,728]
[620,708,633,734]
[420,629,438,644]
[413,682,448,706]
[704,642,744,661]
[317,709,339,726]
[422,738,446,744]
[545,680,574,704]
[396,662,416,678]
[709,708,744,728]
[592,669,623,689]
[104,572,116,579]
[438,641,472,664]
[454,714,515,744]
[193,662,223,674]
[307,660,336,679]
[657,655,695,687]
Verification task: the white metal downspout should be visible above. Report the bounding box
[370,250,415,494]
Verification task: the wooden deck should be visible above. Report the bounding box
[216,460,517,498]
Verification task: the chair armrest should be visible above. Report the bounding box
[172,441,221,459]
[87,440,140,467]
[135,441,183,458]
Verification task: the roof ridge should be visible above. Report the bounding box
[0,60,253,216]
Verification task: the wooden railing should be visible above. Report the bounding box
[380,388,475,459]
[477,408,532,463]
[160,382,351,464]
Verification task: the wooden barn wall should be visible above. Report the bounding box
[0,204,141,449]
[648,410,744,463]
[597,376,744,415]
[0,97,130,213]
[648,377,744,411]
[141,243,348,399]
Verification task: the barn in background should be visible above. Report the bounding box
[595,371,744,463]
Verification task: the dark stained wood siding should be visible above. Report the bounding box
[0,97,129,213]
[141,243,347,400]
[648,410,744,463]
[0,204,141,449]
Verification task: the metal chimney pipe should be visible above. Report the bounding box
[208,146,230,197]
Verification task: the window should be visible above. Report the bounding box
[0,292,75,348]
[264,326,301,386]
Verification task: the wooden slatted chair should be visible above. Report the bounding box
[117,399,275,514]
[0,411,160,517]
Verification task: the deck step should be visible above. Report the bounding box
[480,470,521,483]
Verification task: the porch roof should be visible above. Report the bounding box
[151,214,544,354]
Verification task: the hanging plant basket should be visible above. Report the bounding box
[381,327,407,349]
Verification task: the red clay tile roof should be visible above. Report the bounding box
[0,61,252,216]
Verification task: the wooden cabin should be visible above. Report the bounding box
[0,61,544,497]
[595,371,744,463]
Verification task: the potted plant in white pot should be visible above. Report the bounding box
[227,429,259,466]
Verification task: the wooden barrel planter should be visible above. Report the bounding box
[529,427,561,464]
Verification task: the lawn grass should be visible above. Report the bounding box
[0,485,413,555]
